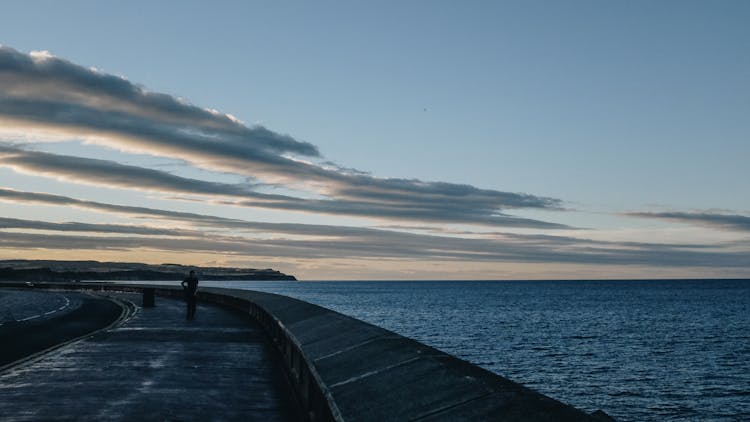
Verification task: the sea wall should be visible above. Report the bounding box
[3,282,609,421]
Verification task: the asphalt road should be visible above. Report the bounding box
[0,288,80,324]
[0,289,123,367]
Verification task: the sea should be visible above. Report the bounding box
[155,279,749,421]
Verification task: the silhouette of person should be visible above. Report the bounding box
[181,270,199,320]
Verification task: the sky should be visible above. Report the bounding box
[0,1,748,280]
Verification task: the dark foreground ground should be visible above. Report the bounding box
[0,291,298,421]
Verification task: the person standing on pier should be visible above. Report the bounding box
[181,270,199,320]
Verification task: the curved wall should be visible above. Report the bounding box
[196,286,605,422]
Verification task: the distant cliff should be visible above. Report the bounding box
[0,260,296,281]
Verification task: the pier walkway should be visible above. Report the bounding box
[0,292,297,421]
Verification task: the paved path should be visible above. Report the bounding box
[0,292,298,421]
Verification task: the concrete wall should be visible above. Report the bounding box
[196,287,608,422]
[3,282,610,421]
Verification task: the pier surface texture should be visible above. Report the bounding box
[0,283,610,421]
[0,290,297,421]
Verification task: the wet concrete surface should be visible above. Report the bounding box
[0,292,298,421]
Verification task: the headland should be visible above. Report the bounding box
[0,259,296,282]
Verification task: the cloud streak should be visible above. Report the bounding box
[0,45,563,228]
[1,189,747,268]
[626,211,750,232]
[0,144,567,228]
[0,186,403,236]
[0,216,199,237]
[0,48,319,157]
[1,217,747,268]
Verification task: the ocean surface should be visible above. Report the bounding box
[156,279,749,421]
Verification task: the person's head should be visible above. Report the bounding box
[189,270,195,277]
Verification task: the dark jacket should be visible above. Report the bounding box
[181,276,199,296]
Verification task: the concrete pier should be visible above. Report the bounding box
[0,283,611,421]
[0,291,297,421]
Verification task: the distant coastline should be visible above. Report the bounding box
[0,260,296,282]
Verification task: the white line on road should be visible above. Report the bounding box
[18,314,40,322]
[14,294,73,322]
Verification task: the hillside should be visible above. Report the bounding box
[0,260,297,281]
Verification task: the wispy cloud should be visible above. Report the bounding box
[0,216,199,237]
[0,47,319,157]
[0,145,567,228]
[0,186,408,236]
[0,144,266,197]
[1,218,747,267]
[0,46,562,228]
[626,211,750,232]
[1,190,747,268]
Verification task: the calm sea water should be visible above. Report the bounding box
[169,279,749,421]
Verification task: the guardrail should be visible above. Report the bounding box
[1,282,612,421]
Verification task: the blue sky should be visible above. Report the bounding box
[0,1,748,279]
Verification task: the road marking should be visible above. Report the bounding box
[0,294,135,374]
[54,296,71,313]
[14,295,72,322]
[18,314,40,322]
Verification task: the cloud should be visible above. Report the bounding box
[0,144,265,197]
[0,186,399,236]
[0,144,567,228]
[1,218,747,268]
[626,211,750,232]
[0,216,198,237]
[0,46,319,157]
[0,45,563,228]
[1,189,747,268]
